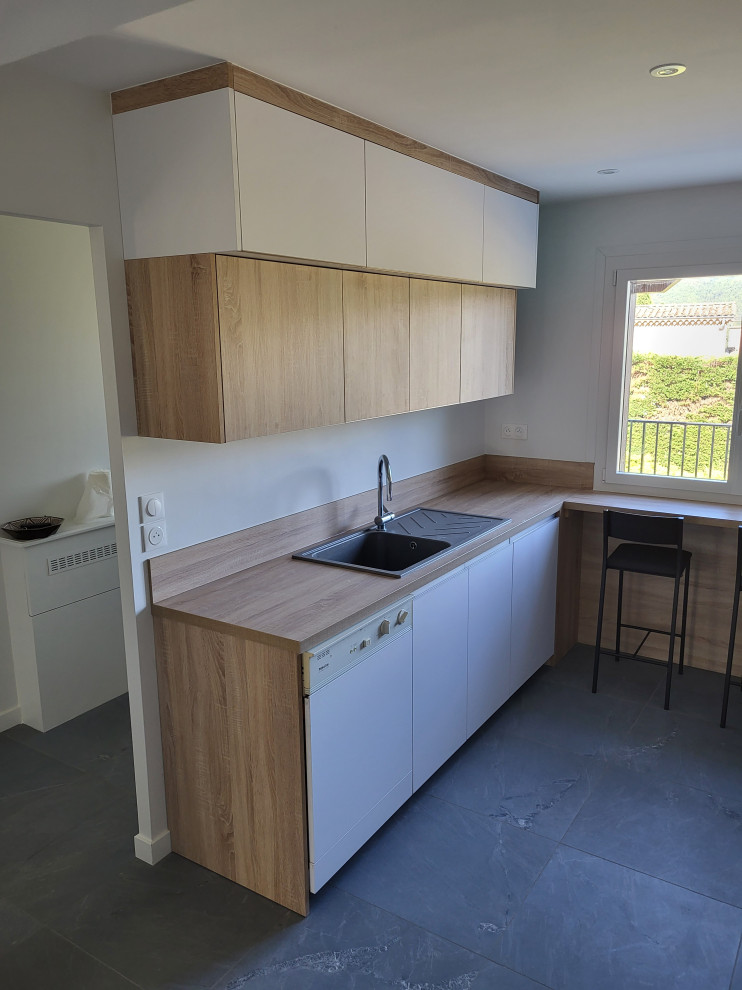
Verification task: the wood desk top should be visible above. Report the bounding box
[564,491,742,527]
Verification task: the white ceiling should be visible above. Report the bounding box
[17,0,742,202]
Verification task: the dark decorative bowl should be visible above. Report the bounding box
[2,516,64,541]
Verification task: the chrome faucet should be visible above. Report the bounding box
[375,454,394,530]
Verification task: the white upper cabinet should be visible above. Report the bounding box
[365,143,484,282]
[114,89,241,260]
[235,94,366,266]
[483,186,539,288]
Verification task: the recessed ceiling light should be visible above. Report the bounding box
[650,63,687,78]
[597,168,619,175]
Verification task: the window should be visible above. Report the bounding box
[601,261,742,498]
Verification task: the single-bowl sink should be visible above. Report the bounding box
[294,530,451,577]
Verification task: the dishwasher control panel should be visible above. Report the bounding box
[302,597,413,696]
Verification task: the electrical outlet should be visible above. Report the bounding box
[142,522,167,552]
[514,424,528,439]
[502,424,528,439]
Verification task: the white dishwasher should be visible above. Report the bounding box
[303,597,412,893]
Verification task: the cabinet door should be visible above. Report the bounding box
[467,541,513,737]
[483,187,539,289]
[217,257,344,439]
[412,569,468,790]
[343,271,409,422]
[510,516,559,695]
[409,280,461,411]
[460,284,516,403]
[365,143,484,281]
[235,94,366,266]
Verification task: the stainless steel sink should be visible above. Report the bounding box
[293,507,510,577]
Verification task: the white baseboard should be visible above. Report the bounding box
[0,706,21,732]
[134,829,172,865]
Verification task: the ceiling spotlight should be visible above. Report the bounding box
[597,168,619,175]
[650,63,687,78]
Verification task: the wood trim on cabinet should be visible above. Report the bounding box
[485,456,595,489]
[111,62,539,204]
[126,254,226,443]
[155,616,309,915]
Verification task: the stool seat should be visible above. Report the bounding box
[607,544,692,578]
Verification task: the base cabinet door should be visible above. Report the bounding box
[467,541,513,737]
[510,515,559,694]
[412,569,468,790]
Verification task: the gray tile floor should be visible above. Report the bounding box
[2,646,742,989]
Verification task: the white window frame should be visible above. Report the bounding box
[593,241,742,504]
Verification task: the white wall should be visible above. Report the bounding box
[485,181,742,463]
[0,215,111,723]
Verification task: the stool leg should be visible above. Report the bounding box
[721,571,742,728]
[664,571,682,710]
[593,563,608,694]
[615,571,624,662]
[678,564,690,676]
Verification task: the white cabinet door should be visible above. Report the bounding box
[365,143,484,281]
[510,516,559,694]
[412,568,468,790]
[113,89,241,259]
[483,186,539,288]
[467,541,513,737]
[235,94,366,266]
[306,630,412,891]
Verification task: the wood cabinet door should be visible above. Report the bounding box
[460,284,516,403]
[216,257,344,439]
[409,279,461,411]
[412,568,468,790]
[343,270,410,422]
[235,94,366,266]
[483,186,539,288]
[467,541,513,737]
[510,516,559,695]
[365,142,484,281]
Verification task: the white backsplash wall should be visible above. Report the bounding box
[485,180,742,464]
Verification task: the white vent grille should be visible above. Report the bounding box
[48,542,117,575]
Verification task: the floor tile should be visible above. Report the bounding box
[0,733,83,799]
[333,791,556,957]
[549,643,666,703]
[647,664,738,724]
[0,927,142,989]
[425,719,606,840]
[563,764,742,906]
[0,898,40,956]
[216,886,544,990]
[611,705,742,800]
[730,944,742,990]
[493,846,742,990]
[493,676,644,759]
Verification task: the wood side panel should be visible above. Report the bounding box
[409,280,461,411]
[216,257,344,439]
[111,62,233,114]
[486,456,595,489]
[460,286,516,403]
[578,512,737,675]
[126,255,225,442]
[148,456,487,602]
[554,508,583,662]
[111,62,538,203]
[154,617,235,879]
[343,271,410,422]
[226,640,308,915]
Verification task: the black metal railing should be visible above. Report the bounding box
[624,419,732,480]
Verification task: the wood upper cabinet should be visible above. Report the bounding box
[483,186,539,288]
[235,94,366,266]
[365,143,484,282]
[343,271,410,422]
[409,280,461,411]
[126,255,344,443]
[460,284,516,403]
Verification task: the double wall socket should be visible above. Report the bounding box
[501,424,528,439]
[139,492,167,551]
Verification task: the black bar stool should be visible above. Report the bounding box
[592,510,691,710]
[720,526,742,728]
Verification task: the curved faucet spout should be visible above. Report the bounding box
[375,454,394,530]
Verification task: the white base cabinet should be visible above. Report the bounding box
[412,569,469,790]
[510,515,559,694]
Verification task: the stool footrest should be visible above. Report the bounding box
[597,648,675,668]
